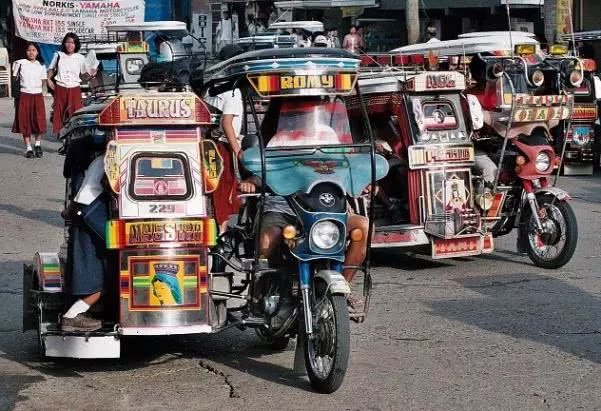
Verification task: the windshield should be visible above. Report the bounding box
[264,98,353,147]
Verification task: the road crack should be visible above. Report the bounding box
[543,330,601,336]
[0,290,21,295]
[198,359,240,398]
[464,278,550,288]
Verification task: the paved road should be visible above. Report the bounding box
[1,98,601,410]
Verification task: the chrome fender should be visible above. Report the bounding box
[535,187,572,201]
[314,270,351,296]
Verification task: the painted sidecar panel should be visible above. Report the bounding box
[117,248,210,330]
[241,148,389,196]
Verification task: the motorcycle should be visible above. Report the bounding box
[202,47,388,392]
[352,48,578,269]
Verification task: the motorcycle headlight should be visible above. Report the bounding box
[569,69,583,87]
[531,69,545,87]
[535,152,551,172]
[311,220,341,250]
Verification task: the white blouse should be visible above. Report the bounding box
[48,51,86,88]
[12,59,47,94]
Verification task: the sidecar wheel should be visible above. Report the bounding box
[521,197,578,269]
[304,293,350,394]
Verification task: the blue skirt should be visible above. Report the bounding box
[65,175,108,296]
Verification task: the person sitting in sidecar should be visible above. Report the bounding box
[60,137,109,332]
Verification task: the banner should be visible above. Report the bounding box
[13,0,145,45]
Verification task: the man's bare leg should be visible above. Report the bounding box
[342,214,369,282]
[259,227,282,259]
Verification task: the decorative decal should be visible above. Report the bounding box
[201,140,223,193]
[104,141,120,193]
[408,144,474,169]
[445,178,468,213]
[301,159,348,174]
[150,262,185,306]
[106,219,217,249]
[247,72,357,97]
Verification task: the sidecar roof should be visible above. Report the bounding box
[106,21,187,33]
[200,47,360,93]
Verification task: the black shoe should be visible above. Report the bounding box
[61,313,102,332]
[34,145,43,158]
[25,149,34,158]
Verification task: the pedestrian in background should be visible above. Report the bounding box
[216,11,234,52]
[327,28,341,48]
[47,32,89,136]
[11,42,47,158]
[342,25,364,54]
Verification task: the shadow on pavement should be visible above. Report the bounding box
[371,249,453,271]
[0,203,63,228]
[0,133,60,155]
[428,272,601,363]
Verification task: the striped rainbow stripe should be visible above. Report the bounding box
[335,73,353,91]
[257,75,280,93]
[132,275,198,288]
[106,220,126,249]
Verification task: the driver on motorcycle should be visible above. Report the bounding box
[238,96,370,312]
[238,177,369,312]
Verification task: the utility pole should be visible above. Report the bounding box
[406,0,420,44]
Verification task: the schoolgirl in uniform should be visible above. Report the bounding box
[47,32,89,135]
[11,42,48,158]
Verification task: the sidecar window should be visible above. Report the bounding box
[129,153,191,200]
[266,97,353,147]
[421,101,458,131]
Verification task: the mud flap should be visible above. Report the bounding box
[293,323,307,376]
[43,334,121,358]
[562,163,593,176]
[22,264,36,331]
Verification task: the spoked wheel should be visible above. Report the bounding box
[36,301,47,358]
[522,197,578,269]
[304,293,350,393]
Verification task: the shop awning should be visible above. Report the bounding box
[274,0,377,9]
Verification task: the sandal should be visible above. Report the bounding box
[347,295,365,313]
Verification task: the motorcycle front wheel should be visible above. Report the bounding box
[304,292,350,394]
[521,196,578,269]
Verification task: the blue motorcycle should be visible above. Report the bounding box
[201,48,388,393]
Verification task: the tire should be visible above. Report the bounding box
[304,293,350,394]
[521,196,578,269]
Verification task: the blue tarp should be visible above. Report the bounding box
[145,0,171,21]
[39,44,59,67]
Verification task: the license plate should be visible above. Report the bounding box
[513,106,570,122]
[432,236,481,259]
[408,144,474,169]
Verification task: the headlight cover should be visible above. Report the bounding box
[311,220,341,250]
[535,152,551,172]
